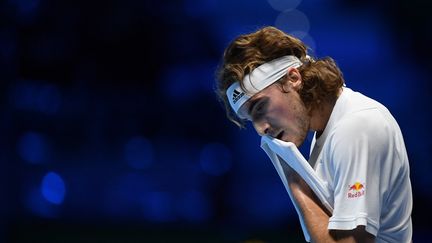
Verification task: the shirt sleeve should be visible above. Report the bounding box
[326,110,391,236]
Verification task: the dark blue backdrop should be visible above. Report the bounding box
[1,0,431,242]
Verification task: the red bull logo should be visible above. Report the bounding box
[347,182,365,198]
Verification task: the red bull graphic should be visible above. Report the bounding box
[347,182,365,198]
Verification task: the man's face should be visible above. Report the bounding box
[238,77,310,147]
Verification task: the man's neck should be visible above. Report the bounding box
[309,88,343,137]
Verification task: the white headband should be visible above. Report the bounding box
[226,55,303,114]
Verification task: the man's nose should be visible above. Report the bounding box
[253,120,270,136]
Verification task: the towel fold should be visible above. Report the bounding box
[260,135,334,242]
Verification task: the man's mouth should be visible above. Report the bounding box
[276,131,284,140]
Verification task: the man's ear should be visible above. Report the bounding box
[282,67,302,91]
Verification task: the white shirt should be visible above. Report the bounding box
[309,87,412,242]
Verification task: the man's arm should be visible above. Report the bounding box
[285,166,375,243]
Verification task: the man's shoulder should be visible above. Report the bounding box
[324,107,396,159]
[333,89,395,134]
[334,107,390,136]
[343,88,388,114]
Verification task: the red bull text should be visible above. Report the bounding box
[347,182,365,198]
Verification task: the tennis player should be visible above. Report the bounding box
[215,26,412,242]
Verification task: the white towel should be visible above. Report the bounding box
[260,135,334,242]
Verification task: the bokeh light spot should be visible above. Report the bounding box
[176,190,211,222]
[18,131,49,164]
[36,84,62,114]
[41,172,66,205]
[12,0,40,17]
[289,31,317,53]
[267,0,302,11]
[275,9,310,38]
[141,191,175,222]
[199,143,232,176]
[25,186,57,218]
[9,82,62,114]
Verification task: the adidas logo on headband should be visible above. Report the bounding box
[232,89,245,104]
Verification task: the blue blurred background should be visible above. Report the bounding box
[1,0,431,242]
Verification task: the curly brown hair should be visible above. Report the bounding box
[216,26,344,128]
